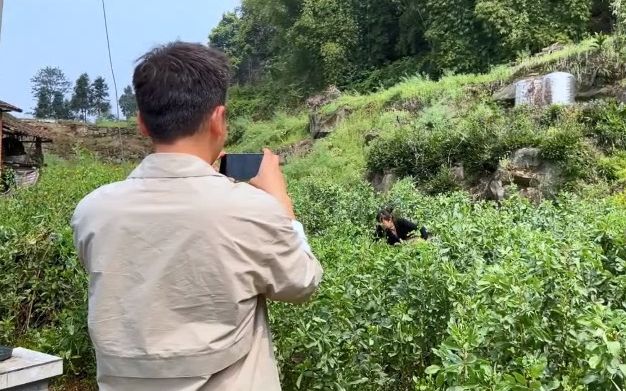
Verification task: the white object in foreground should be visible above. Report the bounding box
[0,348,63,390]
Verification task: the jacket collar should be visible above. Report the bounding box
[128,153,221,179]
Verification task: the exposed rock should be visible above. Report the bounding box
[511,147,542,169]
[495,71,577,107]
[577,85,623,101]
[369,171,397,193]
[504,148,562,196]
[497,168,514,185]
[364,130,380,145]
[536,163,562,195]
[493,83,516,101]
[511,170,536,188]
[473,170,506,202]
[305,85,342,110]
[309,107,350,139]
[451,163,465,183]
[486,178,505,201]
[276,139,314,165]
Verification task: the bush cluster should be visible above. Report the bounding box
[366,101,626,193]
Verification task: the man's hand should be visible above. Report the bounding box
[212,150,226,171]
[249,148,295,219]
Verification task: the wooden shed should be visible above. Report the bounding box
[1,100,52,188]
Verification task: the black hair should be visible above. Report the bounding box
[376,209,394,223]
[133,41,230,143]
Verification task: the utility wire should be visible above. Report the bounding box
[101,0,120,120]
[100,0,124,160]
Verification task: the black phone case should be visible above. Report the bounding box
[219,154,263,181]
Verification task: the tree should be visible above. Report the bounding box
[51,91,72,120]
[90,76,111,118]
[31,67,71,119]
[118,85,137,119]
[209,0,604,109]
[33,90,53,119]
[475,0,591,59]
[71,73,91,122]
[210,12,244,78]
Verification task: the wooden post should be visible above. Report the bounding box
[34,138,43,166]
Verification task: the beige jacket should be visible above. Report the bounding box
[71,153,323,391]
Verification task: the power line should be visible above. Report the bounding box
[100,0,124,161]
[101,0,120,120]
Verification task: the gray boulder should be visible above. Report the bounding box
[511,147,542,169]
[370,171,397,193]
[309,107,350,139]
[486,178,505,201]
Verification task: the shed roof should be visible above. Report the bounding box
[2,114,52,141]
[0,100,23,113]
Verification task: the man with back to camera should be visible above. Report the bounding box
[71,42,323,390]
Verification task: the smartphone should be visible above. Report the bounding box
[219,153,263,182]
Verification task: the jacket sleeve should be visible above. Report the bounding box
[398,218,428,240]
[397,218,418,233]
[233,192,323,304]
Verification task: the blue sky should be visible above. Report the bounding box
[0,0,239,117]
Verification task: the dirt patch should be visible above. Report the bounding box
[51,378,97,391]
[276,139,314,164]
[26,121,151,162]
[386,97,423,114]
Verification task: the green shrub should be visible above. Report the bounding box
[423,166,462,195]
[582,100,626,152]
[228,84,304,120]
[226,117,246,146]
[0,156,130,377]
[366,101,619,192]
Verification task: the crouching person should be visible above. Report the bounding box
[71,42,323,391]
[375,209,429,245]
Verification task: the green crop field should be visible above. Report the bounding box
[1,155,626,390]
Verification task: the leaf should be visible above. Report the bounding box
[607,341,621,357]
[583,374,598,384]
[545,379,560,390]
[513,372,526,384]
[348,378,368,385]
[588,355,601,369]
[296,372,304,389]
[619,364,626,377]
[425,365,441,375]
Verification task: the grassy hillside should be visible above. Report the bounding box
[235,37,626,190]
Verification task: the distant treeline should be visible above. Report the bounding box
[31,67,137,122]
[210,0,615,97]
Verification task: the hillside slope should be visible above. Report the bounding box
[232,37,626,199]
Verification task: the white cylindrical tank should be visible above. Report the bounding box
[544,72,576,105]
[514,72,576,107]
